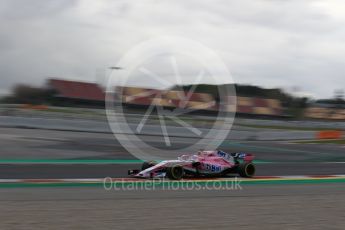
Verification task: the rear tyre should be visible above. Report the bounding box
[141,161,157,170]
[238,163,255,178]
[166,165,184,180]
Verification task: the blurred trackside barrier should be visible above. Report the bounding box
[119,87,284,117]
[305,107,345,120]
[316,130,343,140]
[20,104,49,110]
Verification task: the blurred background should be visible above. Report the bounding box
[0,0,344,176]
[0,1,345,229]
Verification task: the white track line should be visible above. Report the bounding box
[1,175,345,184]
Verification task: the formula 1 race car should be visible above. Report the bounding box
[128,150,255,180]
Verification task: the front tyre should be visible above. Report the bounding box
[238,163,255,178]
[166,165,184,180]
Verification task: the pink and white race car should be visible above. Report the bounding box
[128,150,256,180]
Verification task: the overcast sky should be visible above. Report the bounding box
[0,0,344,98]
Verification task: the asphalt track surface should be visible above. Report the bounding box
[3,162,345,179]
[0,127,345,179]
[0,115,316,140]
[1,184,344,229]
[1,126,345,229]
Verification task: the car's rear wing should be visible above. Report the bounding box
[217,150,255,163]
[237,153,255,162]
